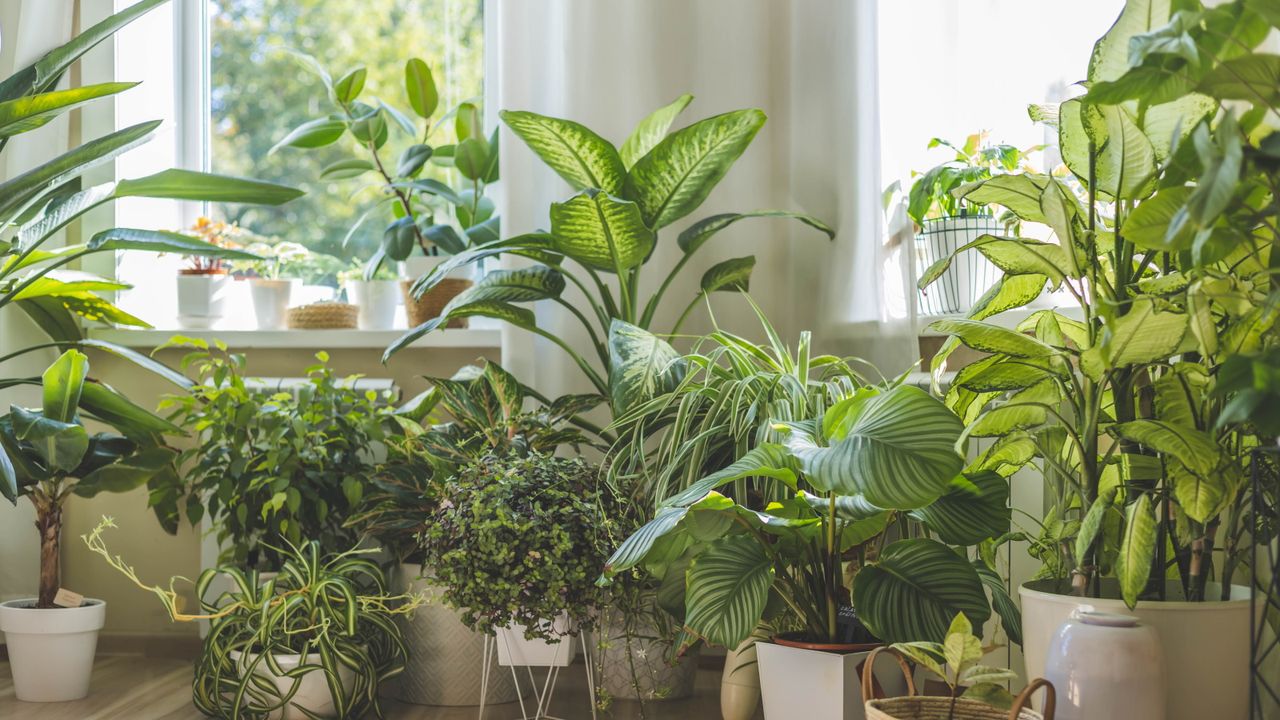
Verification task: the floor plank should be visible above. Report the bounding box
[0,655,747,719]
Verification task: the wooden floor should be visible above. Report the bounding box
[0,655,745,719]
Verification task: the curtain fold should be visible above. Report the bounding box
[491,0,913,397]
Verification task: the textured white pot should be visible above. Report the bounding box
[345,280,400,330]
[497,618,576,667]
[231,650,355,720]
[1021,579,1254,720]
[249,278,295,330]
[176,273,231,328]
[1044,609,1165,720]
[0,598,106,702]
[757,641,907,720]
[721,638,761,720]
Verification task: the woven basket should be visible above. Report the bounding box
[401,278,471,329]
[862,647,1055,720]
[286,301,359,330]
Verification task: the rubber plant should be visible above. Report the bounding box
[84,518,424,720]
[601,383,1016,647]
[921,0,1280,606]
[3,350,181,608]
[382,96,834,416]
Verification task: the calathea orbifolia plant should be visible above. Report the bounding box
[922,0,1280,607]
[383,96,833,413]
[274,55,498,278]
[601,384,1016,647]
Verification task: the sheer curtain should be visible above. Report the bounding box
[489,0,913,397]
[0,0,75,604]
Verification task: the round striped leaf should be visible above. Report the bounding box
[625,109,766,229]
[908,471,1010,546]
[549,190,654,274]
[500,110,625,195]
[852,538,991,643]
[684,533,773,648]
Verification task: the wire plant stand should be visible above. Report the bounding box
[914,212,1003,316]
[478,632,598,720]
[1251,446,1280,719]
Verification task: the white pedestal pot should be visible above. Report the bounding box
[176,273,231,329]
[757,639,908,720]
[230,650,355,720]
[1021,579,1255,720]
[0,598,107,702]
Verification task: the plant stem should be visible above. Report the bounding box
[35,492,62,608]
[826,493,838,642]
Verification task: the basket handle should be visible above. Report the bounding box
[860,646,917,701]
[1010,678,1055,720]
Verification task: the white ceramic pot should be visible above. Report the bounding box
[721,638,761,720]
[230,650,355,720]
[1021,579,1254,720]
[400,255,471,282]
[757,641,907,720]
[496,617,577,668]
[176,273,232,328]
[1044,609,1165,720]
[0,598,106,702]
[915,214,1004,316]
[249,278,296,330]
[345,279,401,330]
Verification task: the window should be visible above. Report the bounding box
[112,0,484,328]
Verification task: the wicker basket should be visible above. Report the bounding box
[401,278,471,329]
[286,301,359,330]
[862,647,1055,720]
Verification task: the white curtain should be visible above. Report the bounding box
[0,0,75,604]
[490,0,915,398]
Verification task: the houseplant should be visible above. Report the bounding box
[155,339,397,568]
[905,132,1032,316]
[919,1,1279,717]
[0,350,182,701]
[229,238,310,329]
[273,54,499,325]
[419,451,613,669]
[83,518,422,719]
[602,383,1016,720]
[341,260,400,330]
[176,217,244,328]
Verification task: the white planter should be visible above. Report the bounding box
[1044,609,1165,720]
[345,279,401,330]
[496,618,576,668]
[757,641,907,720]
[249,278,296,330]
[230,650,355,720]
[176,273,232,328]
[915,214,1004,316]
[0,598,106,702]
[721,638,761,720]
[1021,579,1255,720]
[400,254,472,282]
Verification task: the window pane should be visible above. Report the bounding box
[208,0,484,279]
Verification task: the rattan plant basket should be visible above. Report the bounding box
[401,278,471,328]
[862,648,1055,720]
[286,301,359,329]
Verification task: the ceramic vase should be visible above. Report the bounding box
[1043,608,1164,720]
[721,637,761,720]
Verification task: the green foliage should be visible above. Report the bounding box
[905,131,1035,228]
[157,339,396,567]
[923,0,1280,608]
[889,613,1017,712]
[419,453,613,640]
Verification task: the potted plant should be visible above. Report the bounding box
[154,340,396,568]
[272,55,499,327]
[83,518,422,719]
[418,451,613,670]
[175,217,249,328]
[0,351,182,701]
[341,260,401,330]
[602,383,1016,720]
[344,360,600,705]
[920,2,1278,718]
[226,239,306,329]
[904,132,1032,316]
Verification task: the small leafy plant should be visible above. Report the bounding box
[905,131,1033,229]
[419,452,613,640]
[890,613,1016,717]
[156,339,397,567]
[84,518,423,720]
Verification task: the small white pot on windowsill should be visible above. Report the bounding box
[176,272,232,329]
[248,278,297,330]
[344,279,401,330]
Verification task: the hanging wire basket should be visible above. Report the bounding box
[915,212,1003,316]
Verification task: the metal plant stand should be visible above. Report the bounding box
[1250,446,1280,719]
[477,633,598,720]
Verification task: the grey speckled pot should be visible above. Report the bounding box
[595,607,699,702]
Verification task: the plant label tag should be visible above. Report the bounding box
[53,587,84,608]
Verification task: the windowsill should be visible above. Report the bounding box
[86,326,501,350]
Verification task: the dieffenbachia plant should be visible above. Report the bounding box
[382,96,834,413]
[922,0,1280,607]
[600,384,1018,648]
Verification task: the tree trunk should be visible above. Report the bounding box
[36,503,62,608]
